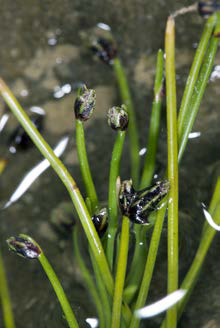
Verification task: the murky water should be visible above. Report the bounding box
[0,1,220,327]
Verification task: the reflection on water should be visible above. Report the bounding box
[135,289,186,319]
[0,113,9,132]
[85,318,99,328]
[202,203,220,231]
[210,65,220,82]
[3,135,69,209]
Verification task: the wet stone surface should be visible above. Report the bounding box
[0,0,220,327]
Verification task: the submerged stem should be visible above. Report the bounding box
[178,13,220,162]
[73,227,105,328]
[75,119,99,212]
[140,49,164,189]
[129,201,167,328]
[111,216,130,328]
[39,252,79,328]
[113,58,140,187]
[0,251,15,328]
[90,249,111,328]
[177,14,216,141]
[106,130,126,269]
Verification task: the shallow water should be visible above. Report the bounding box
[0,1,220,327]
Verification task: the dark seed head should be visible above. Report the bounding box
[92,208,108,238]
[119,180,136,217]
[119,180,169,224]
[7,234,41,259]
[107,105,129,131]
[74,85,96,121]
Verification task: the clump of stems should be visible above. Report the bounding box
[1,9,220,328]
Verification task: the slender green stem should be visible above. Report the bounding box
[125,49,164,305]
[75,119,99,213]
[0,251,15,328]
[129,200,167,328]
[140,49,164,189]
[38,252,79,328]
[178,14,220,162]
[106,130,126,269]
[177,14,216,141]
[0,78,113,295]
[160,177,220,328]
[89,250,111,328]
[112,216,130,328]
[113,58,140,187]
[165,16,179,328]
[178,205,220,318]
[123,224,148,304]
[73,227,105,328]
[178,206,220,318]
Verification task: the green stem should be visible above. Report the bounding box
[0,251,15,328]
[113,58,140,187]
[0,78,113,295]
[125,49,163,305]
[75,119,98,213]
[177,13,216,142]
[73,227,105,328]
[177,205,220,319]
[140,49,164,189]
[111,216,130,328]
[90,250,111,328]
[38,252,79,328]
[123,225,148,304]
[165,16,179,328]
[106,130,126,269]
[178,14,220,162]
[129,200,167,328]
[131,14,219,328]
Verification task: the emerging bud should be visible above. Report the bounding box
[198,1,220,18]
[92,208,108,238]
[107,105,129,131]
[7,234,41,259]
[74,85,96,121]
[119,180,169,224]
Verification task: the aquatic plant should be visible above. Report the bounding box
[0,5,220,328]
